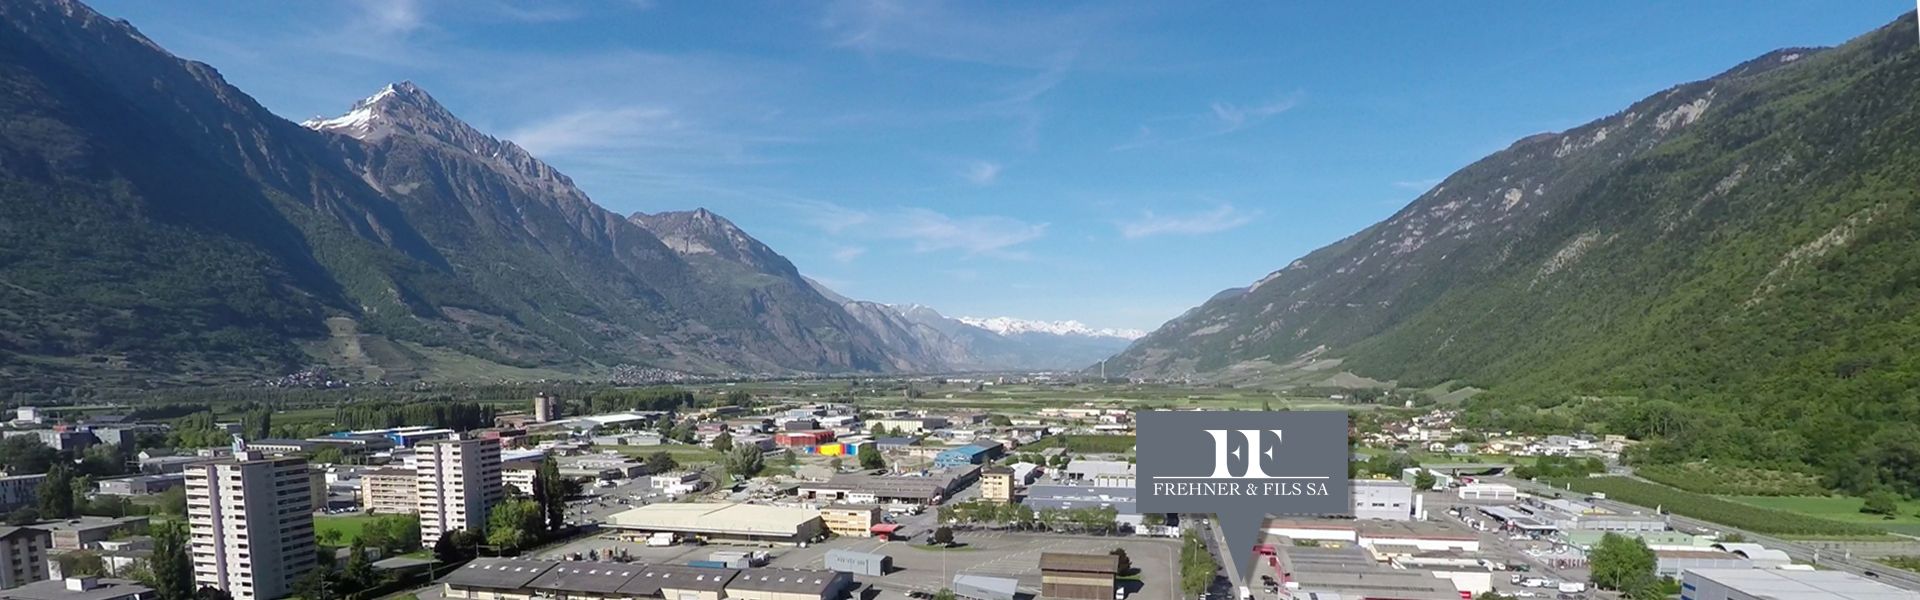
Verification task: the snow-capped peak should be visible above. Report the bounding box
[956,316,1146,340]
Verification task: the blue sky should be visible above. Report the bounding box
[91,1,1909,331]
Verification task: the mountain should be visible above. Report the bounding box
[0,0,898,389]
[804,290,1140,371]
[955,317,1145,340]
[1108,14,1920,479]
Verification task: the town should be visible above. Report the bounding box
[1,382,1916,600]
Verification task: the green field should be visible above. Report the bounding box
[1725,496,1920,536]
[1540,477,1890,539]
[315,515,377,544]
[610,444,724,463]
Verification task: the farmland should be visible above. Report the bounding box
[1544,477,1887,538]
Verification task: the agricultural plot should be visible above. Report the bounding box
[1548,477,1887,538]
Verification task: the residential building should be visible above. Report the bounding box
[980,467,1014,503]
[185,450,317,600]
[1038,553,1118,600]
[818,505,881,538]
[416,436,504,546]
[0,527,50,589]
[360,468,418,514]
[0,577,152,600]
[1680,568,1920,600]
[0,476,45,512]
[502,460,540,496]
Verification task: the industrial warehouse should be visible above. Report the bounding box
[438,558,852,600]
[605,503,825,546]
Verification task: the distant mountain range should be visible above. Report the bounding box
[0,0,1123,390]
[1108,12,1920,404]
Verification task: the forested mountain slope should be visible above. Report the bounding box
[1110,14,1920,489]
[0,0,895,390]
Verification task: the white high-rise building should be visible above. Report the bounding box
[186,446,316,600]
[416,435,504,546]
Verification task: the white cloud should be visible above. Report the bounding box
[1394,178,1444,191]
[504,106,679,156]
[785,201,1046,259]
[1118,205,1258,239]
[1209,96,1300,132]
[353,0,425,35]
[1113,92,1303,151]
[964,161,1003,185]
[884,208,1047,257]
[831,246,868,263]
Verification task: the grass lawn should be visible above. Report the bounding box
[315,514,378,544]
[1725,496,1920,535]
[611,444,723,463]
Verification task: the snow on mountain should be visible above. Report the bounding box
[955,316,1146,340]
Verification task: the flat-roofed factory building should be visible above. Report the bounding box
[605,503,824,546]
[1039,552,1118,600]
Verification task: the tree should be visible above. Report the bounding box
[1413,469,1438,491]
[1262,399,1273,412]
[725,445,764,478]
[858,443,886,471]
[0,436,58,474]
[869,423,888,438]
[143,521,194,600]
[37,464,75,519]
[487,499,545,551]
[6,507,39,526]
[712,431,734,452]
[344,539,376,589]
[154,486,188,517]
[829,458,843,470]
[932,526,955,546]
[310,446,346,465]
[1142,513,1165,528]
[986,414,1012,427]
[1719,532,1747,543]
[1110,548,1132,575]
[1863,490,1901,516]
[56,551,108,577]
[292,569,343,600]
[645,451,679,475]
[433,530,465,564]
[194,586,234,600]
[1588,533,1656,593]
[933,590,956,600]
[783,450,798,467]
[536,455,567,532]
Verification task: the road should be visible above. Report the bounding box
[1508,477,1920,591]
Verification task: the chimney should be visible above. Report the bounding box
[66,577,100,592]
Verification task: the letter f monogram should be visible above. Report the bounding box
[1203,429,1286,478]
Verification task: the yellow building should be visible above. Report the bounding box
[980,466,1014,503]
[360,468,418,514]
[818,505,881,538]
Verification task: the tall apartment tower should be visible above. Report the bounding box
[185,443,317,600]
[532,393,560,423]
[415,435,503,546]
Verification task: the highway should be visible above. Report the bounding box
[1507,477,1920,591]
